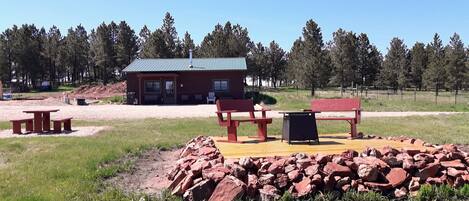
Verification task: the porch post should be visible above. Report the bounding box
[174,76,177,104]
[138,76,142,105]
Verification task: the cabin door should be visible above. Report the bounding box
[163,79,176,104]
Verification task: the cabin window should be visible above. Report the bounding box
[144,80,161,93]
[213,80,229,92]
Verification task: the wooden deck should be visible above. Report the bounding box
[212,133,430,158]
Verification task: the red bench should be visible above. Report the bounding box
[216,99,272,143]
[52,117,73,133]
[10,118,34,134]
[306,98,362,138]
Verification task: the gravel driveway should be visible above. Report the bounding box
[0,104,461,121]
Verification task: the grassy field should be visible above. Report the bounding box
[0,114,469,200]
[258,88,469,112]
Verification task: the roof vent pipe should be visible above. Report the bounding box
[189,49,193,68]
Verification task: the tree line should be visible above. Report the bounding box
[0,13,468,96]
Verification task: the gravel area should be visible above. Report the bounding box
[0,126,108,138]
[0,104,461,121]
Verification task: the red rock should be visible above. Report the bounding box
[294,177,313,197]
[296,158,313,169]
[202,167,230,182]
[304,164,320,176]
[288,170,301,181]
[209,176,246,201]
[416,163,440,181]
[434,153,449,162]
[275,173,289,189]
[414,160,427,169]
[230,164,246,179]
[258,162,271,174]
[168,171,187,191]
[362,147,382,158]
[461,174,469,182]
[167,167,179,180]
[314,154,331,164]
[323,162,353,177]
[340,149,358,160]
[258,173,275,186]
[454,176,465,187]
[394,187,408,198]
[238,157,254,169]
[357,184,369,192]
[172,172,194,195]
[286,156,296,164]
[443,144,458,152]
[386,168,408,187]
[183,179,215,201]
[403,148,421,156]
[247,174,259,197]
[332,156,345,165]
[413,153,434,163]
[363,182,392,191]
[353,157,389,169]
[335,176,351,189]
[426,177,443,185]
[403,159,416,171]
[447,167,466,177]
[441,160,466,169]
[323,174,336,191]
[357,164,378,182]
[449,152,465,160]
[383,156,402,167]
[311,174,322,186]
[379,146,399,156]
[199,147,217,155]
[396,153,413,161]
[268,159,286,174]
[341,184,351,192]
[259,185,280,201]
[284,164,296,173]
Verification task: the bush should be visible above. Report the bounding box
[244,91,277,105]
[340,191,389,201]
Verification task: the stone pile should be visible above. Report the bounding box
[167,136,469,201]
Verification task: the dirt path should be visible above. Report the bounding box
[0,104,462,121]
[106,148,180,197]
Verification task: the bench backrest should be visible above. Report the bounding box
[216,99,255,113]
[311,98,361,112]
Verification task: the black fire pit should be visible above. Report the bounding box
[280,111,319,144]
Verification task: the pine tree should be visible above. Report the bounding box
[248,42,269,87]
[288,20,330,96]
[423,33,446,97]
[181,31,195,58]
[445,33,466,97]
[115,21,138,75]
[330,29,359,92]
[42,26,62,85]
[356,33,381,86]
[267,41,286,88]
[138,25,151,58]
[161,12,179,58]
[409,42,427,90]
[379,38,408,91]
[199,22,251,58]
[90,23,114,84]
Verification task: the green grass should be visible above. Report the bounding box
[258,88,469,112]
[0,114,469,200]
[11,85,76,99]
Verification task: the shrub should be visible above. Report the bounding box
[340,191,389,201]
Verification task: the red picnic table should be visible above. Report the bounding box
[23,109,59,133]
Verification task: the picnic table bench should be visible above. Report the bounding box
[10,118,34,134]
[305,98,362,138]
[216,99,272,143]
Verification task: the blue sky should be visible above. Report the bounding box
[1,0,468,53]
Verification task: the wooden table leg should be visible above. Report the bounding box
[33,113,43,133]
[42,112,50,132]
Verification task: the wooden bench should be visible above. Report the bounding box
[216,99,272,143]
[306,98,361,138]
[52,117,73,133]
[10,118,34,134]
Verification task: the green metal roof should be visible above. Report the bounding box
[122,57,247,72]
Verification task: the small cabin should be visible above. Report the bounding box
[122,57,247,105]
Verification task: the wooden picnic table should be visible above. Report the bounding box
[23,109,59,133]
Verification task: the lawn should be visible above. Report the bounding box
[258,88,469,112]
[0,114,469,200]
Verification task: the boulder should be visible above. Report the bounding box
[413,153,434,163]
[382,156,402,167]
[416,163,440,181]
[168,171,187,191]
[209,176,246,201]
[363,182,392,191]
[259,185,280,201]
[408,177,421,191]
[247,174,259,197]
[386,168,408,187]
[332,156,346,165]
[183,179,215,201]
[294,177,313,197]
[239,157,254,169]
[296,158,313,169]
[268,159,286,174]
[287,170,301,181]
[340,149,359,160]
[304,164,320,176]
[403,148,421,156]
[441,160,466,169]
[311,174,323,186]
[314,154,331,164]
[275,173,289,189]
[202,167,230,182]
[394,187,408,199]
[447,167,466,177]
[199,146,217,155]
[380,146,399,156]
[323,162,353,177]
[284,164,296,173]
[426,177,443,185]
[230,164,246,179]
[258,173,276,186]
[353,157,389,169]
[357,164,378,182]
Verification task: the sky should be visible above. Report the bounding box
[1,0,468,53]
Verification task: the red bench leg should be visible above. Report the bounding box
[53,121,62,133]
[64,120,72,131]
[226,125,238,142]
[12,122,22,134]
[33,113,43,133]
[26,120,33,132]
[257,123,268,142]
[350,120,357,138]
[43,113,51,132]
